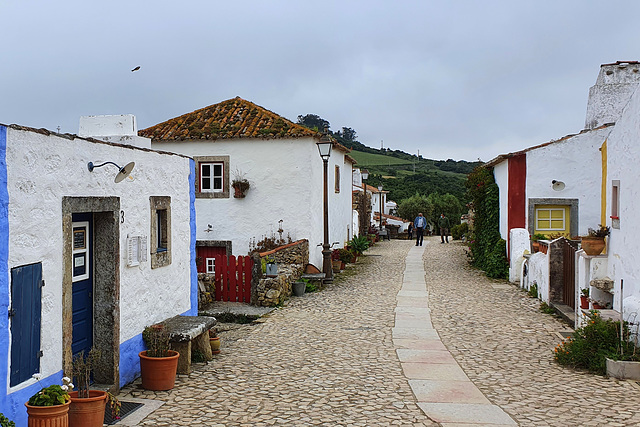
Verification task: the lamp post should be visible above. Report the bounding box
[378,184,383,229]
[360,169,369,236]
[317,129,333,283]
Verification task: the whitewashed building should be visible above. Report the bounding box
[142,97,356,269]
[0,117,195,425]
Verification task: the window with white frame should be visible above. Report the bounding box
[200,162,224,192]
[206,258,215,274]
[195,156,230,198]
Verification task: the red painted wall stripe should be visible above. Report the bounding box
[507,154,527,258]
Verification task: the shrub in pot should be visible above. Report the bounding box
[139,324,180,390]
[25,375,72,426]
[68,348,114,427]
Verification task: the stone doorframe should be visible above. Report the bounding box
[62,197,120,391]
[527,198,579,238]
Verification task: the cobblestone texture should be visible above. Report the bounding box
[119,241,437,426]
[424,237,640,426]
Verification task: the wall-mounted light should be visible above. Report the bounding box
[88,161,135,183]
[551,180,565,191]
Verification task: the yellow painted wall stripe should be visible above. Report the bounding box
[600,140,608,254]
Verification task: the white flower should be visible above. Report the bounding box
[68,383,74,390]
[62,376,71,384]
[61,385,68,392]
[32,373,42,380]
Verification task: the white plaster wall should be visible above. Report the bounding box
[509,228,530,283]
[527,252,549,302]
[602,83,640,323]
[5,128,192,383]
[525,127,612,236]
[493,161,509,240]
[79,115,151,149]
[153,138,354,268]
[585,63,640,129]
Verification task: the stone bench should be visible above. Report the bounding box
[378,228,390,241]
[161,315,217,374]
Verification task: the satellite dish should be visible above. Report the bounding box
[551,180,565,191]
[115,162,135,183]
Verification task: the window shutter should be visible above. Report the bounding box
[10,263,42,386]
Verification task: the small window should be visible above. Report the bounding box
[206,258,215,274]
[536,207,566,231]
[150,196,171,268]
[200,162,224,192]
[612,180,620,229]
[335,165,340,193]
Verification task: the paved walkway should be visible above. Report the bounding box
[118,238,640,426]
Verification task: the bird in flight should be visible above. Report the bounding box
[131,66,141,72]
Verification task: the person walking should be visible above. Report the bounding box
[414,213,426,246]
[407,223,414,241]
[438,213,450,243]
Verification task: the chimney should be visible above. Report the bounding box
[78,114,151,149]
[585,61,640,129]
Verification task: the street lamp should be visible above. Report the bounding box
[360,169,369,236]
[317,129,333,283]
[378,184,383,228]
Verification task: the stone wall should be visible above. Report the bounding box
[353,191,371,236]
[255,239,309,307]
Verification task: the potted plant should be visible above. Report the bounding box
[580,288,590,309]
[68,349,108,427]
[331,250,342,272]
[139,324,180,391]
[530,233,546,253]
[580,225,610,256]
[231,169,250,198]
[209,328,221,355]
[348,235,370,256]
[0,413,15,427]
[338,248,355,266]
[25,375,73,426]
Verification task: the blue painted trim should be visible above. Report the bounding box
[188,158,197,315]
[119,333,145,387]
[1,369,65,427]
[0,125,12,420]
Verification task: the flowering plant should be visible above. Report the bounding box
[27,375,73,406]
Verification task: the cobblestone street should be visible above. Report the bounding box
[118,238,640,426]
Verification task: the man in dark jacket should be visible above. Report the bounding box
[438,213,450,243]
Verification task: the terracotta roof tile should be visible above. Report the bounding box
[139,97,319,141]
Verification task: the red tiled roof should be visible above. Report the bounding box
[139,97,319,141]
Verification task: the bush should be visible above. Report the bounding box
[451,223,469,240]
[555,313,640,375]
[0,413,15,427]
[484,239,508,279]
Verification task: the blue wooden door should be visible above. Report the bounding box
[10,262,42,386]
[72,213,93,356]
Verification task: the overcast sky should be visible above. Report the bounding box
[2,0,639,162]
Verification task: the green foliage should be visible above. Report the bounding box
[296,114,330,132]
[466,166,508,279]
[531,233,546,241]
[397,193,433,222]
[348,235,370,255]
[554,313,640,375]
[0,413,15,427]
[528,282,538,298]
[298,278,318,293]
[427,193,462,231]
[28,384,70,407]
[143,325,171,357]
[191,348,207,363]
[338,248,355,263]
[539,302,556,314]
[451,222,469,240]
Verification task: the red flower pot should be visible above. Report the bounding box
[139,350,180,390]
[69,390,107,427]
[580,295,589,309]
[26,400,71,427]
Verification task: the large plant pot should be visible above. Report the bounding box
[332,260,342,272]
[68,390,107,427]
[581,236,606,256]
[210,336,221,354]
[139,350,180,391]
[606,358,640,380]
[26,400,70,427]
[292,281,306,297]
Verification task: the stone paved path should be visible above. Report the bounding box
[118,238,640,426]
[120,240,436,426]
[424,237,640,426]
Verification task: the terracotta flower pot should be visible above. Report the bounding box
[210,337,221,354]
[139,350,180,391]
[581,236,606,256]
[26,400,71,427]
[68,390,107,427]
[580,295,589,309]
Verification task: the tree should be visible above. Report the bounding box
[397,193,433,224]
[427,193,462,231]
[296,114,330,132]
[339,127,357,141]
